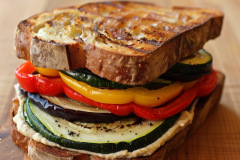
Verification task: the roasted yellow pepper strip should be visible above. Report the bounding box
[36,67,59,76]
[130,84,183,107]
[59,72,184,107]
[182,80,197,90]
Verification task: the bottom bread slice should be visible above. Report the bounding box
[10,72,225,160]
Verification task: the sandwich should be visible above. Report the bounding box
[11,1,224,160]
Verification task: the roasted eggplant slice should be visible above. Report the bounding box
[28,92,131,123]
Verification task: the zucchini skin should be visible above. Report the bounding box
[23,98,180,154]
[60,69,133,89]
[169,49,212,74]
[161,69,212,82]
[60,69,171,90]
[169,61,212,74]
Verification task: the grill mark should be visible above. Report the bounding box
[99,34,152,54]
[139,38,162,46]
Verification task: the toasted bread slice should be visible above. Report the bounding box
[15,2,223,85]
[11,72,225,160]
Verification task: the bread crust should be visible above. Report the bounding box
[11,72,225,160]
[15,2,223,85]
[11,96,29,153]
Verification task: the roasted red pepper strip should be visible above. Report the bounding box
[15,61,64,96]
[133,86,198,120]
[196,70,218,97]
[132,71,218,120]
[63,84,133,116]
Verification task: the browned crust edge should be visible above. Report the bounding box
[11,72,225,160]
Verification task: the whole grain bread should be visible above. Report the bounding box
[15,2,223,85]
[11,72,225,160]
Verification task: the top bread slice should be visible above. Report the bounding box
[15,1,223,85]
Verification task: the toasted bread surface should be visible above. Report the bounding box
[15,2,223,85]
[11,72,225,160]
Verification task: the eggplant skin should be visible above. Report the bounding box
[27,92,131,123]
